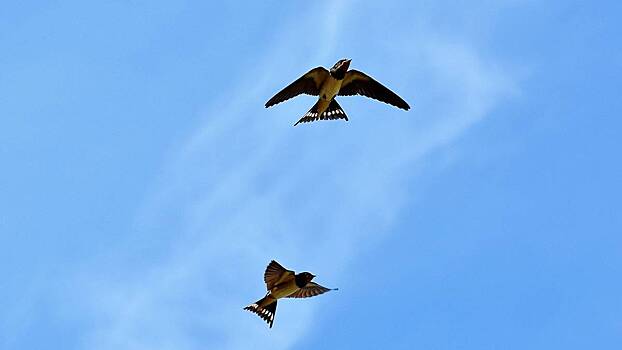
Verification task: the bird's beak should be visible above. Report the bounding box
[344,59,351,69]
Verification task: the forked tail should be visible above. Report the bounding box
[294,99,349,126]
[244,296,278,328]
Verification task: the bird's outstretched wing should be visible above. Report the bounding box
[265,67,329,107]
[286,282,337,298]
[264,260,294,290]
[339,70,410,110]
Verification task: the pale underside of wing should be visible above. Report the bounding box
[264,260,295,290]
[265,67,329,107]
[286,282,337,298]
[339,69,410,110]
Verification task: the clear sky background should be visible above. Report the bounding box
[1,1,621,349]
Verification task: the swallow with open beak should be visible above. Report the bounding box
[244,260,337,328]
[265,59,410,126]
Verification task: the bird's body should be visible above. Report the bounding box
[268,277,300,299]
[320,75,344,103]
[265,59,410,125]
[244,260,337,328]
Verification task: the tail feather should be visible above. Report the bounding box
[294,99,349,126]
[244,297,277,328]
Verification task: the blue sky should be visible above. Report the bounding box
[1,1,621,349]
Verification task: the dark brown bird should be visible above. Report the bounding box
[244,260,337,328]
[265,59,410,126]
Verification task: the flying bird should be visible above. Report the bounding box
[265,58,410,126]
[244,260,337,328]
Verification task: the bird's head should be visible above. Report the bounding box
[330,58,351,79]
[298,272,315,284]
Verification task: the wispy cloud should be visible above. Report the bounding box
[74,2,518,349]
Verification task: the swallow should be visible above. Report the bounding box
[244,260,337,328]
[265,58,410,126]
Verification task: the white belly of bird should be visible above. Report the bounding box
[320,76,342,101]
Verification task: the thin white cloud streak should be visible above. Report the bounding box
[75,2,518,350]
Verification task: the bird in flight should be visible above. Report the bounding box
[244,260,337,328]
[265,58,410,126]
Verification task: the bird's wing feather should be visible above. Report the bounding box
[265,67,329,107]
[264,260,294,290]
[338,70,410,110]
[286,282,336,298]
